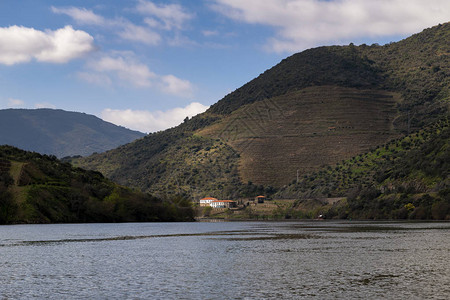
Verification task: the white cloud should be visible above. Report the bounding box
[160,75,194,97]
[101,102,209,132]
[137,0,194,30]
[36,26,96,63]
[81,52,194,97]
[212,0,450,52]
[86,53,156,87]
[35,102,57,109]
[0,25,95,65]
[7,98,25,108]
[202,30,219,37]
[52,3,196,47]
[51,6,106,25]
[117,23,161,45]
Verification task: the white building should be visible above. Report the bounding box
[199,197,218,207]
[210,200,237,209]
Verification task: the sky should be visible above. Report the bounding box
[0,0,449,133]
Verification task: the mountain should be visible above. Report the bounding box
[74,23,449,201]
[0,145,194,224]
[0,109,145,158]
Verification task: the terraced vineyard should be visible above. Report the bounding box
[199,86,400,186]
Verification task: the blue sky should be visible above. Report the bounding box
[0,0,449,132]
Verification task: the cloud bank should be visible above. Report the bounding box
[212,0,450,52]
[0,25,95,65]
[101,102,209,133]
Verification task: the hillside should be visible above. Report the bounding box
[199,86,400,186]
[0,146,194,224]
[75,23,450,199]
[276,118,450,220]
[0,109,145,157]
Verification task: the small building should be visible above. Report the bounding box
[255,195,266,203]
[211,200,237,209]
[199,197,218,207]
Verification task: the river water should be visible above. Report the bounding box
[0,221,449,299]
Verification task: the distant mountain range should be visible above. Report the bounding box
[0,109,145,157]
[74,22,449,206]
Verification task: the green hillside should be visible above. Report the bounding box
[210,23,449,130]
[209,45,384,115]
[74,23,450,201]
[77,129,242,200]
[276,118,450,220]
[0,146,194,224]
[0,109,145,157]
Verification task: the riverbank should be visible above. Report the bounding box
[195,196,450,221]
[196,198,346,221]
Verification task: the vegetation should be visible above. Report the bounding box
[73,23,449,219]
[0,146,194,224]
[277,118,450,220]
[73,128,241,199]
[209,45,384,115]
[210,23,449,131]
[359,23,450,132]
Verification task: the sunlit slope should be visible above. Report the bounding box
[74,23,449,198]
[199,86,400,186]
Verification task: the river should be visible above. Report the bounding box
[0,221,449,299]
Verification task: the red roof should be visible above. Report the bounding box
[256,195,265,198]
[200,197,217,201]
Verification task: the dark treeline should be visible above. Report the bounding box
[0,146,194,224]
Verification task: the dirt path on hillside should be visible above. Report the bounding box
[9,161,28,204]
